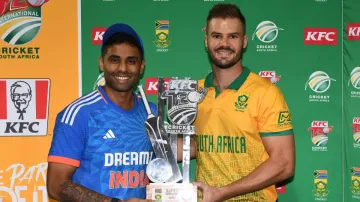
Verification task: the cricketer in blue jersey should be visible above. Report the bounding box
[47,23,156,202]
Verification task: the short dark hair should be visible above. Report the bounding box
[206,3,246,34]
[101,32,144,59]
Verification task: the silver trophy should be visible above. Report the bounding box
[138,77,207,202]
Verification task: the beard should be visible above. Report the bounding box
[208,46,242,69]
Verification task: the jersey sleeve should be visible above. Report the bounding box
[258,84,294,137]
[47,110,87,167]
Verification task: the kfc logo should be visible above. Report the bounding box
[0,79,50,136]
[145,78,171,94]
[304,28,338,45]
[10,81,32,120]
[347,23,360,40]
[92,28,107,45]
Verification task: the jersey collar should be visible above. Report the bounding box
[204,67,250,91]
[97,86,140,114]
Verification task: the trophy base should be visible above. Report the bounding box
[146,183,198,202]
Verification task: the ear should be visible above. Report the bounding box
[243,34,248,49]
[204,34,208,51]
[140,60,145,74]
[98,56,104,72]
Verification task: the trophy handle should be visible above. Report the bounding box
[137,85,155,119]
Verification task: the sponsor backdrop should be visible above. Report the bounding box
[0,0,359,201]
[82,0,359,202]
[0,0,79,201]
[344,0,360,202]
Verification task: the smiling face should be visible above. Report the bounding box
[205,17,248,69]
[98,42,144,93]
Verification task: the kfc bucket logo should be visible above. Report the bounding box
[304,28,338,45]
[92,28,107,45]
[145,78,171,94]
[0,79,50,136]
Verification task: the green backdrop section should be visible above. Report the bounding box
[81,0,350,201]
[344,0,360,202]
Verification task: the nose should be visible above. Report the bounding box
[117,60,127,72]
[220,36,230,46]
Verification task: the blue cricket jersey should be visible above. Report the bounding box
[48,86,157,200]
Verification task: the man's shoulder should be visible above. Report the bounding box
[57,90,105,126]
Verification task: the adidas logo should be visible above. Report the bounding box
[103,129,116,139]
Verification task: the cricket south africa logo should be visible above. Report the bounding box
[309,121,333,152]
[349,67,360,98]
[305,71,335,102]
[252,21,283,52]
[0,0,49,59]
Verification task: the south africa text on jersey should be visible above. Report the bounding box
[196,134,246,153]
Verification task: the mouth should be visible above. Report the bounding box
[215,50,233,57]
[114,76,131,83]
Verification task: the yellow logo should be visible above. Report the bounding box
[235,93,249,112]
[278,111,292,124]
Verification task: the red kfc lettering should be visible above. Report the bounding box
[145,78,170,94]
[353,117,360,124]
[347,23,360,40]
[92,28,107,45]
[304,28,338,45]
[259,71,275,77]
[312,121,328,127]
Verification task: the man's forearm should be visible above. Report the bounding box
[218,157,294,201]
[60,180,118,202]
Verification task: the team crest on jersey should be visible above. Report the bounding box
[161,78,206,126]
[235,93,249,112]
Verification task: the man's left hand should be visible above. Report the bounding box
[193,181,223,202]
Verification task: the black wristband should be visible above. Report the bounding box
[111,198,120,202]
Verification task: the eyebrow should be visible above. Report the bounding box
[107,55,139,60]
[211,31,240,35]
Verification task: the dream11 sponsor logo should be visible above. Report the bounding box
[347,23,360,40]
[309,121,333,152]
[0,79,50,136]
[259,71,281,84]
[145,78,171,95]
[348,67,360,98]
[0,0,50,60]
[305,71,336,102]
[352,117,360,148]
[252,21,284,52]
[0,162,48,201]
[304,28,338,45]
